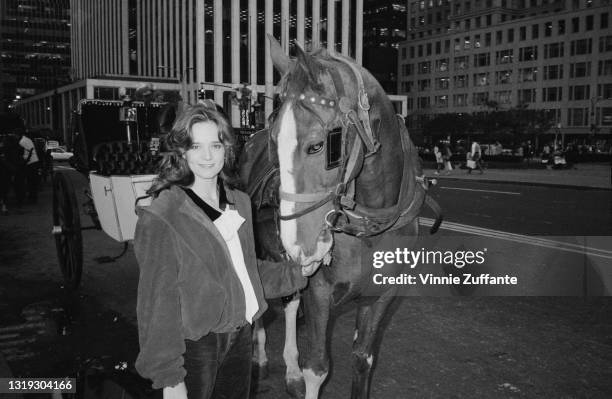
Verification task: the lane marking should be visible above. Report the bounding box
[419,217,612,260]
[439,187,521,195]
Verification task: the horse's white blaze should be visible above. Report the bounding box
[277,104,301,260]
[303,367,328,399]
[366,354,374,367]
[353,329,359,343]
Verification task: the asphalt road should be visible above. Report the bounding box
[425,179,612,236]
[1,166,611,398]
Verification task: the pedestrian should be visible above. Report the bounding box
[468,140,484,174]
[133,102,320,399]
[433,143,444,174]
[15,130,41,204]
[443,143,453,174]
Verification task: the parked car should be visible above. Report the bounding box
[49,147,73,161]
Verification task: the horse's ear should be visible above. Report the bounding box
[268,34,291,75]
[294,41,319,81]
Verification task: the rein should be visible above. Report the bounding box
[275,54,442,237]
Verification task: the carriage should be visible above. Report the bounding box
[51,98,168,289]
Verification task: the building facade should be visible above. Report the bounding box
[16,0,414,138]
[398,0,612,144]
[362,1,407,94]
[0,0,71,111]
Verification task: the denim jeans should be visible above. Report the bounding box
[183,324,252,399]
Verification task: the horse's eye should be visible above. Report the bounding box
[306,141,324,155]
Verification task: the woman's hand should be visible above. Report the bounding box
[301,260,321,277]
[163,382,187,399]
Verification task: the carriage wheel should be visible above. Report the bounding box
[52,171,83,290]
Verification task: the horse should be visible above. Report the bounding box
[239,36,442,399]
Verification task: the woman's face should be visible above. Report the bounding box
[185,121,225,182]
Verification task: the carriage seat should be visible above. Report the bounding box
[92,140,161,176]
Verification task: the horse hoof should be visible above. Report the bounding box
[251,361,269,380]
[285,378,306,399]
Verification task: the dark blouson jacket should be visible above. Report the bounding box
[133,184,307,389]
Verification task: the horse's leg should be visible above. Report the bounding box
[300,279,332,399]
[283,294,304,397]
[252,318,269,379]
[350,290,397,399]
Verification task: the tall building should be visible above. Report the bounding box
[398,0,612,144]
[0,0,71,111]
[362,1,407,94]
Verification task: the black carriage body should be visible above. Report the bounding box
[71,100,169,174]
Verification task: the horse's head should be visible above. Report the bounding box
[268,36,399,267]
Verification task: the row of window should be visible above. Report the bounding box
[405,83,612,105]
[406,34,612,62]
[404,59,612,82]
[406,64,607,90]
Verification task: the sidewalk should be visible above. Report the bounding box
[424,163,611,189]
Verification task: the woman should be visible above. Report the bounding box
[134,102,318,399]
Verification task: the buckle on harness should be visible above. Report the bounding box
[359,90,370,111]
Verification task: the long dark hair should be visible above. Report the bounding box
[147,102,239,197]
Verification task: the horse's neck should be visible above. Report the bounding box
[355,109,407,209]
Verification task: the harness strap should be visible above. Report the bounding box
[278,191,335,221]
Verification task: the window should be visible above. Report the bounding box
[544,43,564,59]
[572,17,579,33]
[401,81,414,92]
[485,32,491,47]
[417,96,431,109]
[519,67,538,82]
[418,79,431,91]
[402,64,414,76]
[435,95,449,107]
[542,87,563,102]
[473,92,489,105]
[496,49,514,64]
[519,46,538,61]
[435,58,449,72]
[519,88,537,103]
[569,85,591,100]
[597,83,612,99]
[473,52,490,67]
[410,46,415,58]
[445,40,450,53]
[507,28,514,43]
[464,36,472,50]
[475,16,482,28]
[599,60,612,76]
[465,19,471,30]
[598,107,612,125]
[418,45,423,57]
[473,72,490,86]
[571,39,592,55]
[496,30,503,45]
[454,38,461,52]
[436,77,450,89]
[417,61,431,74]
[544,65,564,80]
[570,62,591,78]
[545,21,553,37]
[558,19,565,35]
[435,41,441,54]
[486,14,492,26]
[453,93,468,106]
[586,15,594,31]
[475,34,481,48]
[602,13,610,29]
[454,75,468,88]
[600,36,612,53]
[532,24,539,39]
[454,56,469,71]
[567,108,588,126]
[496,70,513,84]
[427,43,432,56]
[494,90,512,104]
[520,26,527,41]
